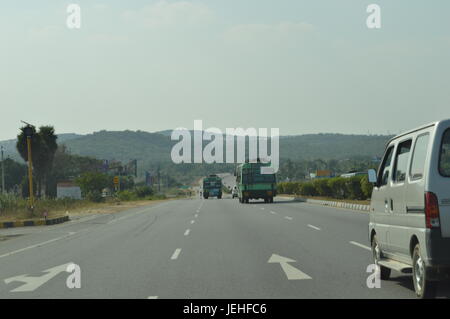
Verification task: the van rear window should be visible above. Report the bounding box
[439,129,450,177]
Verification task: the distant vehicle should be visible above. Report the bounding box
[202,175,222,199]
[368,119,450,298]
[235,161,277,203]
[232,186,238,198]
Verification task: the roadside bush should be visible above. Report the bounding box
[134,186,154,198]
[344,176,365,200]
[86,190,104,203]
[278,175,370,201]
[313,179,332,197]
[283,182,299,194]
[300,182,317,196]
[117,190,137,202]
[327,177,345,199]
[75,172,112,201]
[277,182,285,194]
[360,176,374,199]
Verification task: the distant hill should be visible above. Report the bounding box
[278,133,391,160]
[0,133,82,161]
[64,130,173,163]
[1,130,391,162]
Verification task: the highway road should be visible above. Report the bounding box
[1,194,450,299]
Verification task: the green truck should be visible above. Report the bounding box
[202,174,222,199]
[235,161,277,203]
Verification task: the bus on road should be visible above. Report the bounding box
[235,161,277,203]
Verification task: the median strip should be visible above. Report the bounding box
[0,216,70,229]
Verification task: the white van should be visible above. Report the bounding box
[368,119,450,298]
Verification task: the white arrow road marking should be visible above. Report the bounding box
[4,263,73,292]
[349,241,371,251]
[268,254,312,280]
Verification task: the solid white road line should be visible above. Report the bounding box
[350,241,371,251]
[0,233,76,259]
[147,296,159,299]
[171,248,182,260]
[284,216,293,221]
[307,224,321,231]
[184,229,190,236]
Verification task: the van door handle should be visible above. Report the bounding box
[390,199,394,212]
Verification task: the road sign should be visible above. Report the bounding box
[114,176,119,186]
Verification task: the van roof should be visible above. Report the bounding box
[387,118,450,146]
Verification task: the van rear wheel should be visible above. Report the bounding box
[412,244,437,299]
[371,235,391,280]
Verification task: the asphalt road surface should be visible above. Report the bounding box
[1,195,450,299]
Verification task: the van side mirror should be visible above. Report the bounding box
[368,169,377,184]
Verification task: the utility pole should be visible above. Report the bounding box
[157,166,161,193]
[23,124,35,210]
[1,145,5,195]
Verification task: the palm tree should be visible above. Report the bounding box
[16,125,58,198]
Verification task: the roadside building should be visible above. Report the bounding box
[314,170,333,179]
[56,182,82,200]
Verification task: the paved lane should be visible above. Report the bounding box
[1,196,449,298]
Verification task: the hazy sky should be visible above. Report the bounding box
[1,0,450,140]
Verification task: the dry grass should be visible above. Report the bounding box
[0,196,177,222]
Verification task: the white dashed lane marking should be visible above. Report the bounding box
[184,229,190,236]
[307,224,321,231]
[171,249,182,260]
[349,241,371,251]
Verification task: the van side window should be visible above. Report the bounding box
[439,129,450,177]
[410,134,429,181]
[393,140,412,183]
[378,146,394,186]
